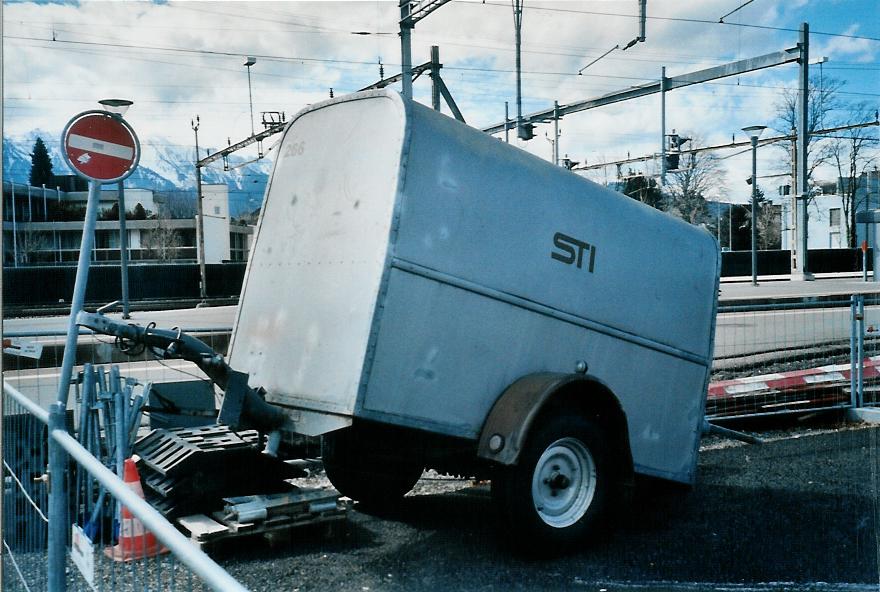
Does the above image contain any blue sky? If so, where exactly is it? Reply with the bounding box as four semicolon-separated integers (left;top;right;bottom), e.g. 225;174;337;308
2;0;878;202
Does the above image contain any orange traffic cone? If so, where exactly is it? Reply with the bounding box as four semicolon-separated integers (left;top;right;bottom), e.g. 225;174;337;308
105;457;166;562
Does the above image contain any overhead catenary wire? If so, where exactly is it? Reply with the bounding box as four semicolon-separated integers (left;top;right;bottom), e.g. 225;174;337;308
718;0;757;23
475;1;880;42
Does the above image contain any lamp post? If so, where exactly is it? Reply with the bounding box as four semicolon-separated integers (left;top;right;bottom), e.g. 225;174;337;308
99;98;134;318
244;57;256;137
743;124;767;286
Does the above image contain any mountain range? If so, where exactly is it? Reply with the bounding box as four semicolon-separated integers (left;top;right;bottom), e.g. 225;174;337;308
3;130;273;216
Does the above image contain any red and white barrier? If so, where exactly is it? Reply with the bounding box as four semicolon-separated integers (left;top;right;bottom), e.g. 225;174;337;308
708;356;880;400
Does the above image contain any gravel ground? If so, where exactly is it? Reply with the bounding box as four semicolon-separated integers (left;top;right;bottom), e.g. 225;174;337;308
208;418;880;592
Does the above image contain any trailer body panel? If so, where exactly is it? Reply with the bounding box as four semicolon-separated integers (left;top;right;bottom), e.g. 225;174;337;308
228;95;406;420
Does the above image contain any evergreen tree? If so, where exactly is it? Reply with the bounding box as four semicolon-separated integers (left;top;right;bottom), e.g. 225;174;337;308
622;173;664;210
29;137;54;187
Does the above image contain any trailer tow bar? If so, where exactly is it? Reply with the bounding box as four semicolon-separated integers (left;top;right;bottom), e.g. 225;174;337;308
702;419;764;445
75;310;286;444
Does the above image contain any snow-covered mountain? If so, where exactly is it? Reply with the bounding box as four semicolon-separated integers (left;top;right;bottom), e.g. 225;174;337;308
3;130;273;216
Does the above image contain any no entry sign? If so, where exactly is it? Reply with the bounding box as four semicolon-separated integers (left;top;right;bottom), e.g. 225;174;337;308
62;111;140;183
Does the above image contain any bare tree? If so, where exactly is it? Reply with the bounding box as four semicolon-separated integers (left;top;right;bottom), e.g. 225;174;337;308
773;76;843;186
15;229;51;265
829;103;880;247
664;135;727;226
141;217;182;260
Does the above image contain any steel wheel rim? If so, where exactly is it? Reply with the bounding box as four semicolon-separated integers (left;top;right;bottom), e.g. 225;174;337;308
531;437;596;528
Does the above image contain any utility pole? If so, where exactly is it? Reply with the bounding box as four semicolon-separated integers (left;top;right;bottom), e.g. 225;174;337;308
504;101;510;143
513;0;524;138
244;57;256;137
400;0;413;100
192;116;208;304
430;45;441;111
553;100;560;166
790;129;797;265
794;22;813;280
660;66;667;188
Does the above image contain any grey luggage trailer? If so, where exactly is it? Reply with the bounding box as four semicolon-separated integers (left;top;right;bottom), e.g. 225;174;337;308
228;89;720;551
80;89;717;553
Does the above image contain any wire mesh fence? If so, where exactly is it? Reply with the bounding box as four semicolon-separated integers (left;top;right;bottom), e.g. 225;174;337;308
2;372;248;592
709;298;856;419
854;294;880;408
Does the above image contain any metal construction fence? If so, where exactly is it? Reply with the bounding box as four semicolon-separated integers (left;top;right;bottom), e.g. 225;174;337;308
2;378;249;592
709;294;880;420
2;323;247;592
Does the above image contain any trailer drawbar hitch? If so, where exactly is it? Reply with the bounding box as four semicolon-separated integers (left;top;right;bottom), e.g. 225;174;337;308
76;311;285;436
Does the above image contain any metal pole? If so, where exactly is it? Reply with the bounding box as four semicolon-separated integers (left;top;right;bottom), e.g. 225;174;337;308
751;135;759;286
660;66;667;188
42;183;47;220
400;0;413;100
858;294;865;406
246;64;255;137
28;184;32;221
11;182;18;266
553;100;560;166
728;203;733;249
193;117;208;304
513;0;523;133
117;180;130;318
430;45;441;111
115;389;126;477
504;102;510;143
851;295;857;407
48;402;68;592
55;180;102;407
795;22;813;280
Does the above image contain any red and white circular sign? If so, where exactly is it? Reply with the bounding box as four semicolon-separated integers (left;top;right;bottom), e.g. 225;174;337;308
62;111;140;183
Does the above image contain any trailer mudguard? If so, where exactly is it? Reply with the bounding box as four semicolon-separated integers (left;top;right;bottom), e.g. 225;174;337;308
477;372;631;468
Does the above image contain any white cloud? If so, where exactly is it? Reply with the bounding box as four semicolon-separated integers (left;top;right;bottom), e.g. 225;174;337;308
2;0;876;203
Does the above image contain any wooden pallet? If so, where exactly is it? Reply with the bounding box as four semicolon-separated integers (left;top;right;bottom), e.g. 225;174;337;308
177;488;348;550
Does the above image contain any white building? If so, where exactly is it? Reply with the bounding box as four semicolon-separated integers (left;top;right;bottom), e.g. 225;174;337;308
780;170;880;250
3;181;255;266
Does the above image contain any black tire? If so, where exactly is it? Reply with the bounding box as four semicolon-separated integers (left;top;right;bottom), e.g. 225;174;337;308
322;427;423;509
492;414;614;555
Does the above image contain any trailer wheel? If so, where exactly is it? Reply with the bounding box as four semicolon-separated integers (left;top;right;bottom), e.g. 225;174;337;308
322;428;423;509
493;414;612;554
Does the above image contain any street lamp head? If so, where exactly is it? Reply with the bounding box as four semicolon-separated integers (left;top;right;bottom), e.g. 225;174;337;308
99;98;133;117
742;124;767;140
244;56;256;67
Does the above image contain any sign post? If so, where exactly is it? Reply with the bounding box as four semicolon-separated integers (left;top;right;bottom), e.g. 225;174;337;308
55;111;140;410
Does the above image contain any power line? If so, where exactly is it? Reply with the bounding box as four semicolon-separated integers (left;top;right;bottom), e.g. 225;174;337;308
476;1;880;42
2;35;381;67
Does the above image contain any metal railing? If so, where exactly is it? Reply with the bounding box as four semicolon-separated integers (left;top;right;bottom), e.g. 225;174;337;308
2;379;249;592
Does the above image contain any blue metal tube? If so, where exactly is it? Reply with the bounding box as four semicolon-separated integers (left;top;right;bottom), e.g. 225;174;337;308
47;403;68;592
49;428;251;592
115;390;127;477
79;364;94;446
54;180;102;408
